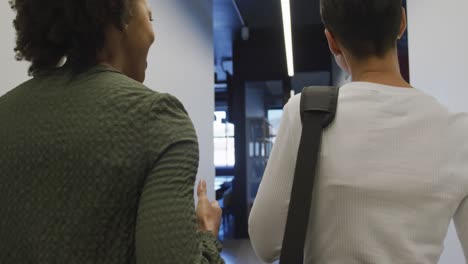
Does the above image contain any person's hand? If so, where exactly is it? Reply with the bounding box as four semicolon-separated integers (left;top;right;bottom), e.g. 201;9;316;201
196;179;222;238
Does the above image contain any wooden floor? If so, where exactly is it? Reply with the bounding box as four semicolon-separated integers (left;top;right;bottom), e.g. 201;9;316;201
221;240;279;264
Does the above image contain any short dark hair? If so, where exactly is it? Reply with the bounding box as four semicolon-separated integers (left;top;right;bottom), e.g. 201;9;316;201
9;0;133;75
320;0;403;59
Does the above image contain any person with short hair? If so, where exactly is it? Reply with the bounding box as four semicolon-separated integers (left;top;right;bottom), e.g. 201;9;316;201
249;1;468;263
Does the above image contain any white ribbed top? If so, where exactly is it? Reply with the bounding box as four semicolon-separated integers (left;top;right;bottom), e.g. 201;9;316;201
249;82;468;264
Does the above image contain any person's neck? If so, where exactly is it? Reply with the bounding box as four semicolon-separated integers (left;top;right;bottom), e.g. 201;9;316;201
97;59;125;74
96;45;127;75
349;51;412;88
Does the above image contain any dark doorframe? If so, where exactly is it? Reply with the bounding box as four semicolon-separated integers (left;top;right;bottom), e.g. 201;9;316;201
231;26;331;238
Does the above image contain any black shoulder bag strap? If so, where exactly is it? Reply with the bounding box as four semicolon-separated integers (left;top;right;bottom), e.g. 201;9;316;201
280;86;340;264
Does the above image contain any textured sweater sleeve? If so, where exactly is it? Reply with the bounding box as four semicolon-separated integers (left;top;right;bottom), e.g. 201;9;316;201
248;95;301;263
455;196;468;261
453;112;468;262
135;94;224;264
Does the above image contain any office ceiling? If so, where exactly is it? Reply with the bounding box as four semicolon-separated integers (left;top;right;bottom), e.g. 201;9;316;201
214;0;322;79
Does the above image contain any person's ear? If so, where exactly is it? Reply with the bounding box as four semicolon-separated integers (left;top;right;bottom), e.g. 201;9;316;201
324;29;343;56
325;29;351;74
398;7;407;40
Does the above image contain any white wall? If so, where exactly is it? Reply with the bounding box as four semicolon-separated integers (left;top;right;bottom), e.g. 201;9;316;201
407;0;468;112
147;0;215;199
1;1;215;199
407;0;468;262
0;1;30;96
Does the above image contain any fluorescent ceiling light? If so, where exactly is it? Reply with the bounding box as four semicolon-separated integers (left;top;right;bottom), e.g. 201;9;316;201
281;0;295;77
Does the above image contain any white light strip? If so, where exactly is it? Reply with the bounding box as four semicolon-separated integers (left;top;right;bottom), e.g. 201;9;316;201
281;0;295;77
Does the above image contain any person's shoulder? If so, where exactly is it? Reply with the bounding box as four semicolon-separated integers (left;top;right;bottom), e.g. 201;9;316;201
450;112;468;137
93;71;194;147
284;93;302;122
101;74;189;121
286;93;302;111
452;112;468;123
287;87;340;117
78;68;191;125
88;68;156;97
145;93;196;153
0;76;36;101
83;68;181;110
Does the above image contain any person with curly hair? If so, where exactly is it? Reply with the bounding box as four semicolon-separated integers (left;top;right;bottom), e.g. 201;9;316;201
0;0;224;263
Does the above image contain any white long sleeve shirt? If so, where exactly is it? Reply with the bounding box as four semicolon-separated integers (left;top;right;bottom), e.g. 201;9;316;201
249;82;468;264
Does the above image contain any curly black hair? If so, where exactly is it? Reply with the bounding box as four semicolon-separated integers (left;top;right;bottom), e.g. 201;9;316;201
9;0;133;75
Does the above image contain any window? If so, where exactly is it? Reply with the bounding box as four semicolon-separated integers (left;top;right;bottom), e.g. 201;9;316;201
214;111;235;167
267;109;283;144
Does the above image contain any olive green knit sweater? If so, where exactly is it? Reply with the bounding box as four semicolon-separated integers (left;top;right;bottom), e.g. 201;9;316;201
0;65;224;264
